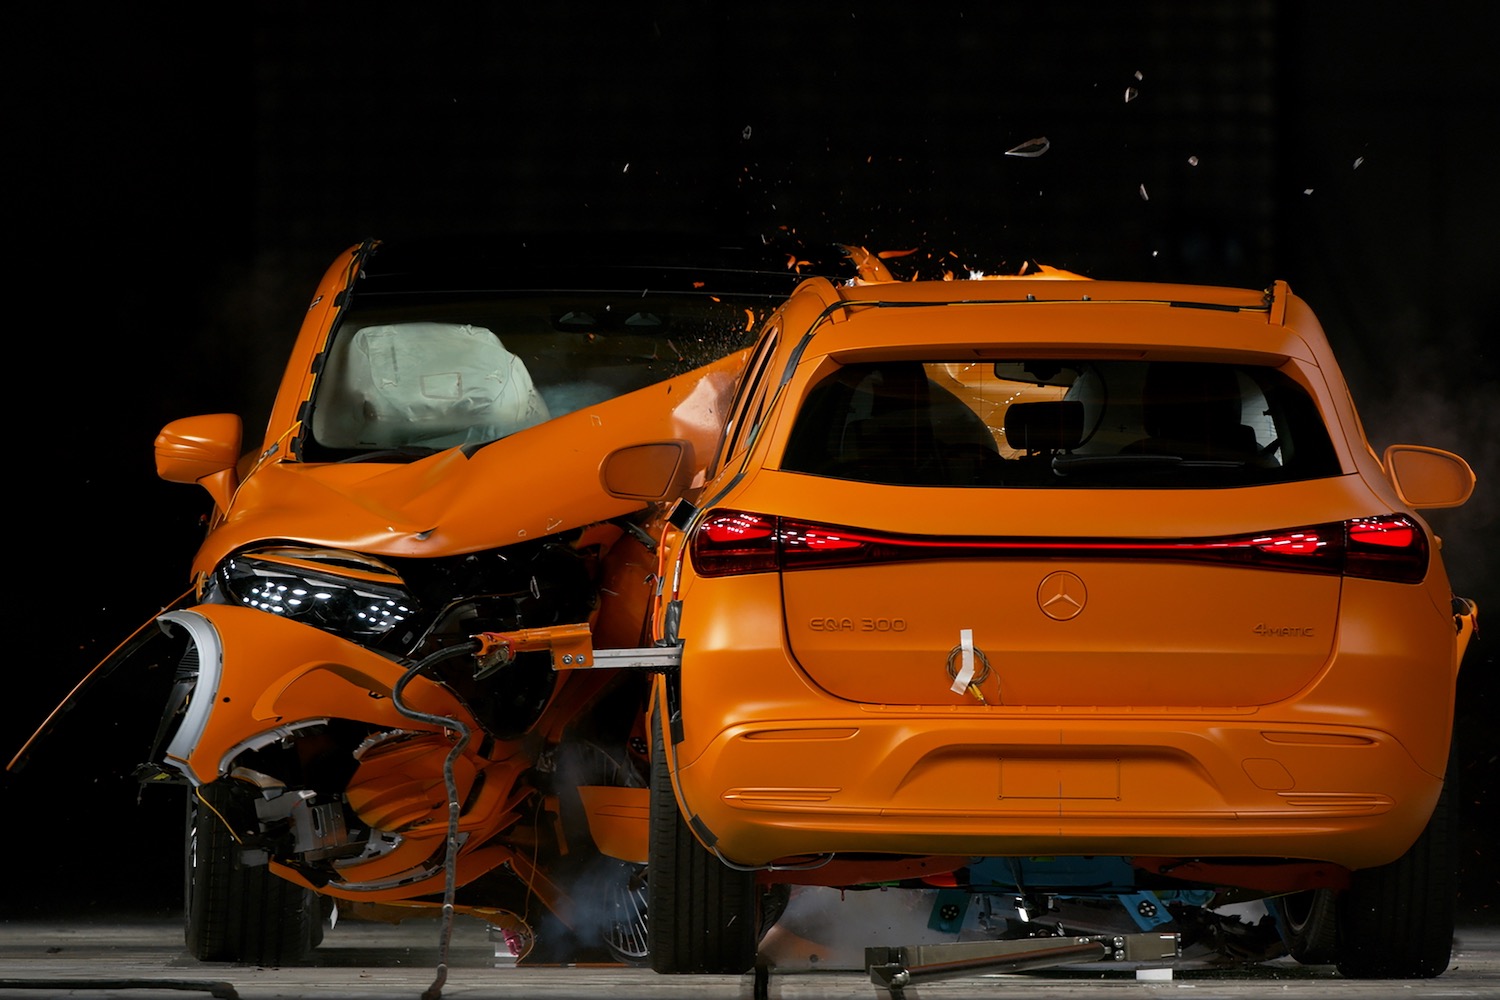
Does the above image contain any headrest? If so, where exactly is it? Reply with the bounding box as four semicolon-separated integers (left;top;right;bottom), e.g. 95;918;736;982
1141;363;1243;438
1004;400;1084;453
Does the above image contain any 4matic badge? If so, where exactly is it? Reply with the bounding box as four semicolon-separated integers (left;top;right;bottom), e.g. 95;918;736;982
1253;623;1316;637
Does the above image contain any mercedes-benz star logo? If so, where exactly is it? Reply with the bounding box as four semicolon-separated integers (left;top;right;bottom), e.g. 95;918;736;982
1037;571;1087;621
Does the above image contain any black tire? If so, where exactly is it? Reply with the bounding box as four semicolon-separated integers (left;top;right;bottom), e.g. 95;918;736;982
184;782;323;966
1270;888;1339;965
646;725;756;974
1334;752;1456;979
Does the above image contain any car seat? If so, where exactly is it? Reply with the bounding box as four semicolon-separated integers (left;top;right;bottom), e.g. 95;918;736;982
1002;400;1085;484
1123;362;1258;461
785;363;1002;486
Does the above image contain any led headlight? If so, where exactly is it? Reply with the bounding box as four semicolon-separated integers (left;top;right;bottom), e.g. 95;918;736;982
210;546;417;642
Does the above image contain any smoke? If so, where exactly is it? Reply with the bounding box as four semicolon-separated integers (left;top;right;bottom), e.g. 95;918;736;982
1354;324;1498;608
760;886;975;971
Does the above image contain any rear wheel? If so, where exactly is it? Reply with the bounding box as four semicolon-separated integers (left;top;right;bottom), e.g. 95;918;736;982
1334;752;1456;979
1270;888;1339;965
184;782;323;965
646;726;756;973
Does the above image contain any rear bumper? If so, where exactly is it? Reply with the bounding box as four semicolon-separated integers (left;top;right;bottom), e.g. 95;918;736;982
671;710;1442;874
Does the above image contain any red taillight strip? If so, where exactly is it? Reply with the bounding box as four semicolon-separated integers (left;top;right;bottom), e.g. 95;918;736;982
690;510;1428;582
691;511;782;576
1344;515;1428;583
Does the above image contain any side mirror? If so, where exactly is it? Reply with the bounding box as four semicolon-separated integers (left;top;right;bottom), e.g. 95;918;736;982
600;440;697;503
155;413;244;511
1384;444;1474;509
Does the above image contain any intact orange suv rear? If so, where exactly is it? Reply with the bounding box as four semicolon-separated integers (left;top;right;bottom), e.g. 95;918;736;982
645;273;1477;980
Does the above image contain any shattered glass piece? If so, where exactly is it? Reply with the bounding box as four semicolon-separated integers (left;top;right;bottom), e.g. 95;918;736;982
1125;87;1139;103
1188;155;1200;166
1004;137;1050;158
1134;69;1144;80
1353;156;1365;169
1139;183;1149;201
1304;188;1314;195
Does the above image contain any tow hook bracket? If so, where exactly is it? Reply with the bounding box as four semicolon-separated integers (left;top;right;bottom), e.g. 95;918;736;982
864;932;1180;996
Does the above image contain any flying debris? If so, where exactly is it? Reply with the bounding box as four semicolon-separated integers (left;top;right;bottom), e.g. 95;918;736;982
1004;137;1050;158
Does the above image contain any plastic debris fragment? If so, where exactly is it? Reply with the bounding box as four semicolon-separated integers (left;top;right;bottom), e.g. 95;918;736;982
1125;87;1139;102
1004;137;1050;158
1188;155;1199;166
1139;183;1149;201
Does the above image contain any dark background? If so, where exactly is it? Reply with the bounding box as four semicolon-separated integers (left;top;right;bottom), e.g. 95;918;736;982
6;3;1495;920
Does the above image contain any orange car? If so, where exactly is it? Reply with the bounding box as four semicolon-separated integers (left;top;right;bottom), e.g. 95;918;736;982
642;273;1477;978
9;235;891;966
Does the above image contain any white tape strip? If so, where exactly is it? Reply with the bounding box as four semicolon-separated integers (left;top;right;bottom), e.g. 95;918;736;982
950;628;975;694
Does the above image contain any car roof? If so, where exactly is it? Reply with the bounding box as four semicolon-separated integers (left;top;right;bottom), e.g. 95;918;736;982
823;276;1272;310
771;275;1307;367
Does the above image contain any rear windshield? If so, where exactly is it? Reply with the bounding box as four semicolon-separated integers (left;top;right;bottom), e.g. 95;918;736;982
780;359;1341;488
302;291;766;461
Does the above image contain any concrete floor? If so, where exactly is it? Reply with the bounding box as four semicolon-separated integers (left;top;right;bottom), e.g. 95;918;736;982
1;911;1497;1000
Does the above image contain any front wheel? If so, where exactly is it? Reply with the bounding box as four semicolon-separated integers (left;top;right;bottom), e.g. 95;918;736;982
602;861;650;966
184;781;323;966
1334;752;1456;979
646;726;757;974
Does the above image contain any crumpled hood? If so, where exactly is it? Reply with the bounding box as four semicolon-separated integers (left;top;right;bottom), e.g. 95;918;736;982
191;362;739;575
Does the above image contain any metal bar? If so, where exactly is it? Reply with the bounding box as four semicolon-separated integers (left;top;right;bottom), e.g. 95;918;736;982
567;646;682;671
866;932;1180;993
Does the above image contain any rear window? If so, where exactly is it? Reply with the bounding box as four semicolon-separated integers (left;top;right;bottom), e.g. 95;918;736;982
779;359;1341;488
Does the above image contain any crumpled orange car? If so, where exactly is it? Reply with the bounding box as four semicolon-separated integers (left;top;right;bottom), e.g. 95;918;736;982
640;271;1477;979
8;235;892;966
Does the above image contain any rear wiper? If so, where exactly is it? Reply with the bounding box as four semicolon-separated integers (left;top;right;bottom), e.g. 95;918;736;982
1052;454;1182;475
1051;453;1246;476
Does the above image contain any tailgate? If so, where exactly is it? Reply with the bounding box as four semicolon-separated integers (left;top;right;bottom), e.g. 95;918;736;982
781;559;1338;707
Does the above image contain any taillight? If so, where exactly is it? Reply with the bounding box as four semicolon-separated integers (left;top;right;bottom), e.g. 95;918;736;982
1344;514;1428;583
1227;525;1343;573
689;511;780;576
690;512;924;576
689;509;1428;582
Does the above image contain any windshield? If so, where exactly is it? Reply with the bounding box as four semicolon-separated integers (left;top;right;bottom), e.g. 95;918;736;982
302;290;768;461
